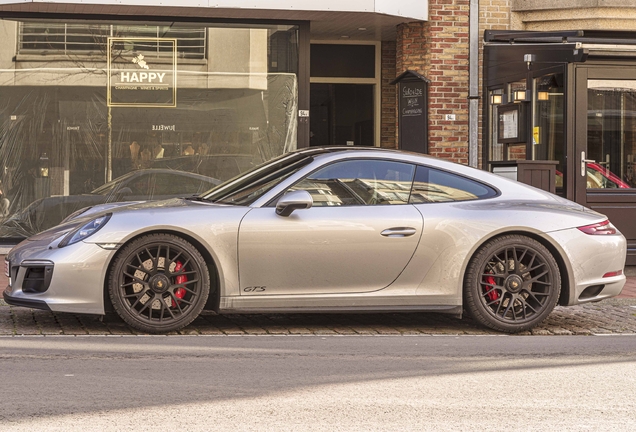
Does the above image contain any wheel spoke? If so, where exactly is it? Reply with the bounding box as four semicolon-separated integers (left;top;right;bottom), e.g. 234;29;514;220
527;270;549;284
485;295;502;307
482;271;506;279
167;251;183;271
501;296;514;319
521;295;540;314
145;247;157;271
123;271;147;285
171;270;198;278
175;297;194;306
126;262;146;274
175;279;200;288
123;291;146;299
168;292;184;314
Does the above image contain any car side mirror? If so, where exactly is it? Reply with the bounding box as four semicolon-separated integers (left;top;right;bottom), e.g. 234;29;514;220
276;190;313;217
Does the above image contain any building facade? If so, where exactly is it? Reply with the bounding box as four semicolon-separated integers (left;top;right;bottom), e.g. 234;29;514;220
3;0;636;266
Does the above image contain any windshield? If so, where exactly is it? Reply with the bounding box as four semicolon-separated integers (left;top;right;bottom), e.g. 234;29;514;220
201;152;315;205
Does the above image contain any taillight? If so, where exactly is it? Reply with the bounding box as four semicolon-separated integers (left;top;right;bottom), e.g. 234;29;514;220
603;270;623;278
577;220;617;235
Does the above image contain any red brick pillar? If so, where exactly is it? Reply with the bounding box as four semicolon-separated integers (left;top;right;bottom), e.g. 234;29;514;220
395;0;470;164
381;41;397;149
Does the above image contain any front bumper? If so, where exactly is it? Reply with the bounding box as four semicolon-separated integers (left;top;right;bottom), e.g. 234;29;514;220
547;227;627;305
4;238;115;315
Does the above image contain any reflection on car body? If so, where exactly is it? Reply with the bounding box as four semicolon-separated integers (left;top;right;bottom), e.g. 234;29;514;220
3;147;627;335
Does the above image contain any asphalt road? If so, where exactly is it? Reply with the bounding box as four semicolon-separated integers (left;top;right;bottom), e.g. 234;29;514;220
1;335;635;431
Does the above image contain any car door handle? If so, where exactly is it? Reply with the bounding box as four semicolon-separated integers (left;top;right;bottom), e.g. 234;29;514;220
381;227;417;237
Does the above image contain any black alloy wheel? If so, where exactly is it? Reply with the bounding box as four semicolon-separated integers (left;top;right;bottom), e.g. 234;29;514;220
463;235;561;333
108;233;210;333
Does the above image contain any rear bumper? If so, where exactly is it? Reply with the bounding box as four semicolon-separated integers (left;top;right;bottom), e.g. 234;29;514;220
547;228;627;305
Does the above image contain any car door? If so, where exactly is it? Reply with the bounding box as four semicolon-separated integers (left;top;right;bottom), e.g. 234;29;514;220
238;159;423;295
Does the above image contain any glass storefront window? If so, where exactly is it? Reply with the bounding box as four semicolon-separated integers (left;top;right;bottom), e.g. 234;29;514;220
533;73;565;192
587;80;636;189
488;88;505;162
508;80;527;161
0;19;300;237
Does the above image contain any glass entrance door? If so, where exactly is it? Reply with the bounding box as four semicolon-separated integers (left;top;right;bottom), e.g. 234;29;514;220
309;83;374;146
584;80;636;190
575;67;636;263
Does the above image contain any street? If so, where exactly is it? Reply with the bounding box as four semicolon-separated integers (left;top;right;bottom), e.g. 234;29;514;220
1;334;635;431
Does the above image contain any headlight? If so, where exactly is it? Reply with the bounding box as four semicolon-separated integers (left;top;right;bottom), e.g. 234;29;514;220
59;214;111;247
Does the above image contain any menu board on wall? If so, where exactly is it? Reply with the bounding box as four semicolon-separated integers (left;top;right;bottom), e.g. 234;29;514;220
497;103;526;144
398;80;428;153
107;37;177;108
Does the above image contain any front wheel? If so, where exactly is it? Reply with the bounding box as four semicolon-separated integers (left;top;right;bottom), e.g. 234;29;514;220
463;235;561;333
108;234;210;333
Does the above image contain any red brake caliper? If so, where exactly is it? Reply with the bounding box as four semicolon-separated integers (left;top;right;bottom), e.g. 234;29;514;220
483;274;499;302
172;261;187;308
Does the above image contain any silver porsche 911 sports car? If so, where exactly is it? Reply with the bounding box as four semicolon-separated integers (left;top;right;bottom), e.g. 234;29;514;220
3;147;627;333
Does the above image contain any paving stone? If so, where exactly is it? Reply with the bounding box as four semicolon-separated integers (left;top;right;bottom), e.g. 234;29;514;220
13;309;40;335
0;305;15;335
32;310;62;335
77;315;111;335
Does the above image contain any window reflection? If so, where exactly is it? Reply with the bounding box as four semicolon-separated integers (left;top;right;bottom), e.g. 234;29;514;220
290;160;415;206
587;80;636;189
409;166;497;203
534;73;565;192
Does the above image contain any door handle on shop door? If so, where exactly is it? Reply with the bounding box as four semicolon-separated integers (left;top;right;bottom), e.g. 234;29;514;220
581;151;595;177
381;228;417;237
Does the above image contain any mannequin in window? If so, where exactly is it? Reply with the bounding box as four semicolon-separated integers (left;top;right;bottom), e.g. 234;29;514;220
129;141;140;168
183;145;195;156
153;143;164;159
140;146;152;162
197;143;209;156
0;181;9;217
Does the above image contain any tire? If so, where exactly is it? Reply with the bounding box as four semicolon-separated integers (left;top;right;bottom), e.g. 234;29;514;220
108;233;210;333
463;235;561;333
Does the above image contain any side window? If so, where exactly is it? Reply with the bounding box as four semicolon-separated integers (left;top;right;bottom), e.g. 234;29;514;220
409;165;497;203
289;159;415;206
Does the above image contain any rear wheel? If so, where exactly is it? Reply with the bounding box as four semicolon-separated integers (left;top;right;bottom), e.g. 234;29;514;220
463;235;561;333
108;234;210;333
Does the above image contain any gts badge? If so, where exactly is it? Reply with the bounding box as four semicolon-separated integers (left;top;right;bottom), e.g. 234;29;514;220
244;286;266;293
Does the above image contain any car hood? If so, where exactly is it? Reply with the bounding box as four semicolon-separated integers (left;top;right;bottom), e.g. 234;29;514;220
23;198;222;243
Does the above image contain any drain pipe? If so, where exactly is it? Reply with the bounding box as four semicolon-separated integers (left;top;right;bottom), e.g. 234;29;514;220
468;0;479;168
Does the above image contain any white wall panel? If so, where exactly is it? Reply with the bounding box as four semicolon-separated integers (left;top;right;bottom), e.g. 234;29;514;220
0;0;428;20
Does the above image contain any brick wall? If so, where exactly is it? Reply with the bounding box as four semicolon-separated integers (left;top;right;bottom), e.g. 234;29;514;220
395;1;470;164
389;0;512;166
381;41;397;149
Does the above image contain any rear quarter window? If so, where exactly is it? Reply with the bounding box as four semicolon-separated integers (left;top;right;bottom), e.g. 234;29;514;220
409;165;497;203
